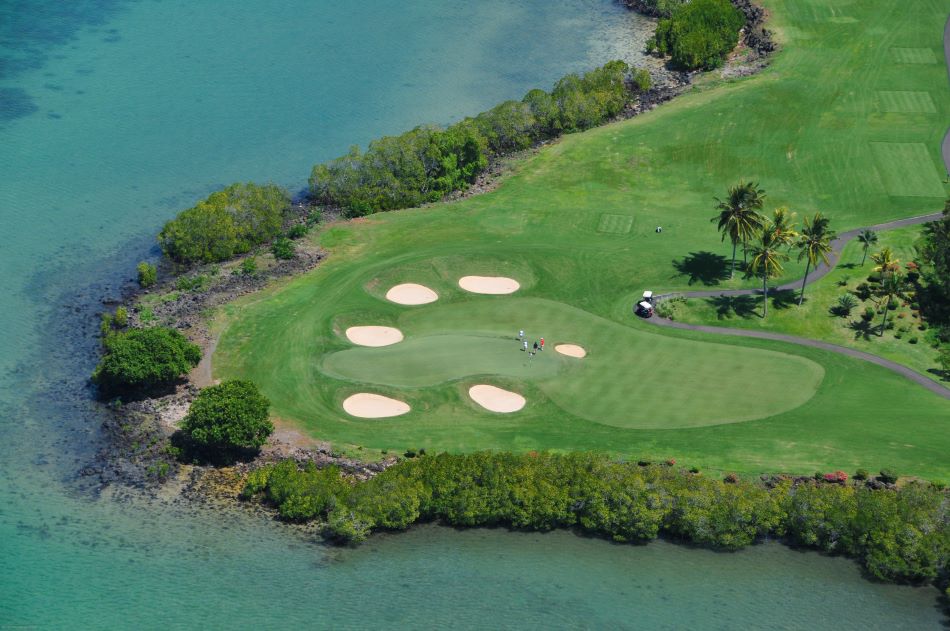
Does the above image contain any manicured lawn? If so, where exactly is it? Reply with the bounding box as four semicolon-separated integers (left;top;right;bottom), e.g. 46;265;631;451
667;225;948;382
214;0;950;478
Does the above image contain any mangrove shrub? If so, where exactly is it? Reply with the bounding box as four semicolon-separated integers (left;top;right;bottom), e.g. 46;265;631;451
181;380;273;452
158;182;290;264
650;0;745;70
241;452;950;585
92;327;201;395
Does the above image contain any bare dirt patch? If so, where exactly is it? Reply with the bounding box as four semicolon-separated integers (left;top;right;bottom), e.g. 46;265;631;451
468;384;526;413
458;276;520;295
342;393;411;418
554;343;587;358
385;283;438;305
345;325;404;347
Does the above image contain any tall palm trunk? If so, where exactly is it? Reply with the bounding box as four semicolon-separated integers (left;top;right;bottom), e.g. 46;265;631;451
861;247;868;266
879;297;891;335
730;241;737;279
762;274;769;318
798;258;811;306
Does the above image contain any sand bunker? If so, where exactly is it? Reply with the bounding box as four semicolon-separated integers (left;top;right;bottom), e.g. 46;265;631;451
345;325;404;347
342;393;410;419
468;385;526;413
554;344;587;358
458;276;520;295
385;283;438;305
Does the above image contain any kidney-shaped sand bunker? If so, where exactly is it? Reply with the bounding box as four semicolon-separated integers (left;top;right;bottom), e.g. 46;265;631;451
468;384;525;413
458;276;520;295
385;283;438;305
342;393;410;418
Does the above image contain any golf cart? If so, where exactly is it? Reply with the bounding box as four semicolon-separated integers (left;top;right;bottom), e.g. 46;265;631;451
636;290;655;318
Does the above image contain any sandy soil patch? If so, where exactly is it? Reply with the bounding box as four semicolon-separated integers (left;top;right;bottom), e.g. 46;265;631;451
468;384;526;413
385;283;438;305
458;276;520;295
342;393;411;418
345;325;404;347
554;344;587;358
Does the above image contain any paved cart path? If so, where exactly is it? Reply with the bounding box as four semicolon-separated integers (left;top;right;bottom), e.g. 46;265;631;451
645;209;948;398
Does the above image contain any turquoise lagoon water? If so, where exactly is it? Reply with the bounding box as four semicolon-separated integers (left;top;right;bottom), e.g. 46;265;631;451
0;1;944;628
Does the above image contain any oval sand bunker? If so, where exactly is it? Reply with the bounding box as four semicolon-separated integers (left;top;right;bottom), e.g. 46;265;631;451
385;283;438;305
342;393;410;419
468;384;526;413
345;326;404;347
554;344;587;358
458;276;520;295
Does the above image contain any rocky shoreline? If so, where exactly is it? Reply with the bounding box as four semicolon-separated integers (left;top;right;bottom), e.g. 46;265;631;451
88;0;779;506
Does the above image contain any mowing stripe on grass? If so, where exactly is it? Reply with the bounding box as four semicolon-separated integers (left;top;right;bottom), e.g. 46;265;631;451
876;91;936;113
597;213;635;235
869;142;946;197
891;47;937;64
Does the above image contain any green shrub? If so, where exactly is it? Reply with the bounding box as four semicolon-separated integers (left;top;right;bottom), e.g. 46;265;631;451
650;0;745;70
854;468;869;480
239;256;258;276
878;469;899;484
92;327;201;395
271;237;295;260
137;261;157;288
176;274;210;292
158;183;290;264
180;380;273;452
830;293;858;317
861;306;875;322
286;224;308;239
113;306;128;328
908;337;918;344
138;306;155;325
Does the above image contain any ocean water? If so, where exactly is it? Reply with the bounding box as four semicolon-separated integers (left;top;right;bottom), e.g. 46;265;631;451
0;1;944;628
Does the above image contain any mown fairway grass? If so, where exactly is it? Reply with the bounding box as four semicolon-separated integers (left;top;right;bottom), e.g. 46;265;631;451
214;0;950;478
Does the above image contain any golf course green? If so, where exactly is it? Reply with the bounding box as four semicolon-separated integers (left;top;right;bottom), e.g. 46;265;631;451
214;0;950;477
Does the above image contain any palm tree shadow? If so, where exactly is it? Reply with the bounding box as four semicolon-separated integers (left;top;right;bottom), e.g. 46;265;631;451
770;289;799;310
672;251;730;286
926;368;950;382
848;319;875;340
706;294;758;319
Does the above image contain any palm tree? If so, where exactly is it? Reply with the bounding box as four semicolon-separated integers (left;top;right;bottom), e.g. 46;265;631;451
875;270;908;335
796;212;835;306
870;246;900;274
747;224;789;318
856;229;878;266
711;182;767;278
770;206;798;247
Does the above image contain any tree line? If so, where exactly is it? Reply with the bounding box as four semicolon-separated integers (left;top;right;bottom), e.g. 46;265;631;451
241;451;950;591
309;61;651;215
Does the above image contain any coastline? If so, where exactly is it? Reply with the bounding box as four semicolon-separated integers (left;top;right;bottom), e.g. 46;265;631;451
92;1;779;493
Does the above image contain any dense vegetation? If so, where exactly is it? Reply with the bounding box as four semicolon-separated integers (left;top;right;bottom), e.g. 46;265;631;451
180;379;273;452
158;182;291;264
308;61;649;215
243;452;950;585
633;0;691;17
918;201;950;331
649;0;745;70
92;327;201;395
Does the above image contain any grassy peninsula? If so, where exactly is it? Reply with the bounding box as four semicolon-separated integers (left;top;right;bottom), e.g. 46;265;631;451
211;0;950;478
